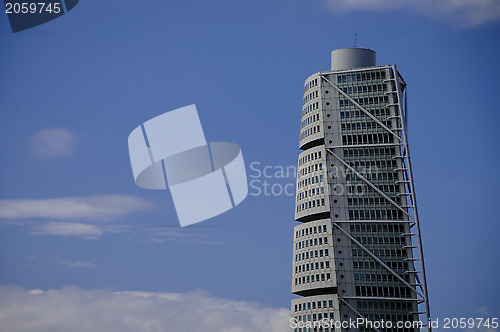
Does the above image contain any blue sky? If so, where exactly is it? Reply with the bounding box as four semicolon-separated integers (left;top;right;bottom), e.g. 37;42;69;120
0;0;499;331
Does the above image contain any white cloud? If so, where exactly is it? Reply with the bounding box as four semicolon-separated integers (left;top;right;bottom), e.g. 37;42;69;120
0;195;224;243
0;285;290;332
33;222;104;239
136;226;227;245
31;128;76;158
0;195;152;239
56;259;96;269
324;0;500;28
0;195;152;221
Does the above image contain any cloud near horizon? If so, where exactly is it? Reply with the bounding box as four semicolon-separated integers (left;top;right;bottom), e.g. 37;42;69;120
0;285;290;332
324;0;500;28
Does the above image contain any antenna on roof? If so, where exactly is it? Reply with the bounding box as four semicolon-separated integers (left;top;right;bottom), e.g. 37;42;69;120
354;33;358;48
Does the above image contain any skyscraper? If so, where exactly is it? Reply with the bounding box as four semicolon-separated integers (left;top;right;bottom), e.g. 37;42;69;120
291;48;430;332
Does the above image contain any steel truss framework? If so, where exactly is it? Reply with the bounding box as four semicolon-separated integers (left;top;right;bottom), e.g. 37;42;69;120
319;67;431;330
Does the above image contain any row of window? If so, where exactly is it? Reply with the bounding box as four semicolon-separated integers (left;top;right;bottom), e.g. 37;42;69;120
337;69;386;84
348;159;398;170
349;223;406;233
294;272;332;285
298;162;323;178
304;78;318;92
340;96;390;107
295;260;330;273
349;209;404;221
341;121;383;131
355;272;404;283
301;113;320;129
355;186;401;198
343;147;397;158
296;198;326;212
293;312;335;332
340;83;387;94
341;184;370;195
340;184;367;195
354;235;406;246
375;184;400;193
295;224;328;238
303;101;320;114
342;132;395;145
300;125;321;140
343;184;400;195
355;285;414;298
296;236;329;249
354;260;409;271
344;120;393;131
352;248;408;258
348;196;400;207
303;89;319;105
296;246;330;258
295;249;330;261
340;107;392;119
297;174;324;189
297;186;325;201
337;70;387;84
299;151;323;166
357;300;413;311
346;171;398;182
295;300;334;312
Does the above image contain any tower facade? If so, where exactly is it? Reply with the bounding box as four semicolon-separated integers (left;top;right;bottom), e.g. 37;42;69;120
291;48;430;331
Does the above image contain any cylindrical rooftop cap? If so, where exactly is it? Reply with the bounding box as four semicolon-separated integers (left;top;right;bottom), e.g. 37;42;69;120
331;48;376;71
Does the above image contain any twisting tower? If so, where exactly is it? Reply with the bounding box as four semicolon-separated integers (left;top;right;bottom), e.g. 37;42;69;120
291;48;430;332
